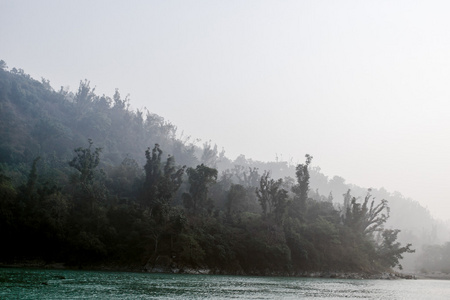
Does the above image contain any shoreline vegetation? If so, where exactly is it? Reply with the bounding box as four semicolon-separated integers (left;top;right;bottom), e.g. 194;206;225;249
0;62;416;278
0;261;419;280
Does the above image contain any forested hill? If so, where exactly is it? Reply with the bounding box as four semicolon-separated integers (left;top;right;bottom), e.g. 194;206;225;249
0;62;440;274
0;66;202;172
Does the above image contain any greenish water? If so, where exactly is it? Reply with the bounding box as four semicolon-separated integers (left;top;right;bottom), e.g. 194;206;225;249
1;268;449;299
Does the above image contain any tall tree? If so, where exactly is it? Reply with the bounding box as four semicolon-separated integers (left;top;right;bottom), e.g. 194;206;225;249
142;143;163;207
69;139;105;214
376;229;414;270
289;154;312;220
256;171;288;223
142;144;185;221
343;190;389;236
69;139;102;186
292;154;312;204
182;164;218;215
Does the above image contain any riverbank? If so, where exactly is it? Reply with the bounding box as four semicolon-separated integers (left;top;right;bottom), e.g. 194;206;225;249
0;260;418;280
414;272;450;280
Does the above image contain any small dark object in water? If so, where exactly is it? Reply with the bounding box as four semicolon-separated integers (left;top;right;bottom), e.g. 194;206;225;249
41;282;48;285
55;275;66;279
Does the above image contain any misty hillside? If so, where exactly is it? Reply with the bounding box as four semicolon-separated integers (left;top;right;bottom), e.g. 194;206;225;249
0;62;446;273
215;155;449;271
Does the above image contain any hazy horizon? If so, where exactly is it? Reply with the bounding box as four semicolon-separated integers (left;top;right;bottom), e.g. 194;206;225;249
2;1;450;221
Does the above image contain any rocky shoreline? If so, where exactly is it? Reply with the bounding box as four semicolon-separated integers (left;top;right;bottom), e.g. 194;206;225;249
153;268;415;280
0;260;418;280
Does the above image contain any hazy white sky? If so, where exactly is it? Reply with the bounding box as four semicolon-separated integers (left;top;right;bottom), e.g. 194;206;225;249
2;1;450;220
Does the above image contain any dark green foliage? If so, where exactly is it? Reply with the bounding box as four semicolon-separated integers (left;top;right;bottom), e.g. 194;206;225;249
142;144;185;221
69;139;101;184
226;184;247;217
0;171;18;258
256;171;288;223
105;157;142;201
68;139;106;217
292;154;312;205
25;157;40;200
289;154;313;220
343;190;389;236
376;229;414;270
183;164;218;215
0;62;414;274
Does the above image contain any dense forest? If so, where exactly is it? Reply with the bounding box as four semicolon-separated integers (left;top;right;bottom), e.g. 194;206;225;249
0;60;433;275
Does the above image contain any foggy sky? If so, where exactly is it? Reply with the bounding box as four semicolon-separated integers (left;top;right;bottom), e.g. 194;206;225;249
2;1;450;220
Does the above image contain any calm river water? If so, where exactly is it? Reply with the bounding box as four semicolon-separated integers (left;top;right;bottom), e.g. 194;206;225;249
1;268;449;299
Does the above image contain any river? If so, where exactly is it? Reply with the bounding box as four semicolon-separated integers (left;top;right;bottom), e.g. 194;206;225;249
1;268;449;299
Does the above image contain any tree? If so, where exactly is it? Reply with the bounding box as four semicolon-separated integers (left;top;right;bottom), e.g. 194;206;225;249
341;189;414;271
376;229;414;270
342;189;352;217
0;60;7;70
256;171;288;223
69;139;102;185
106;156;142;200
142;144;163;206
289;154;312;220
142;144;185;221
68;139;105;214
292;154;312;204
200;141;218;168
234;166;260;187
75;80;96;108
0;171;18;258
226;184;247;217
24;157;40;202
343;190;389;236
183;164;218;215
112;89;129;110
